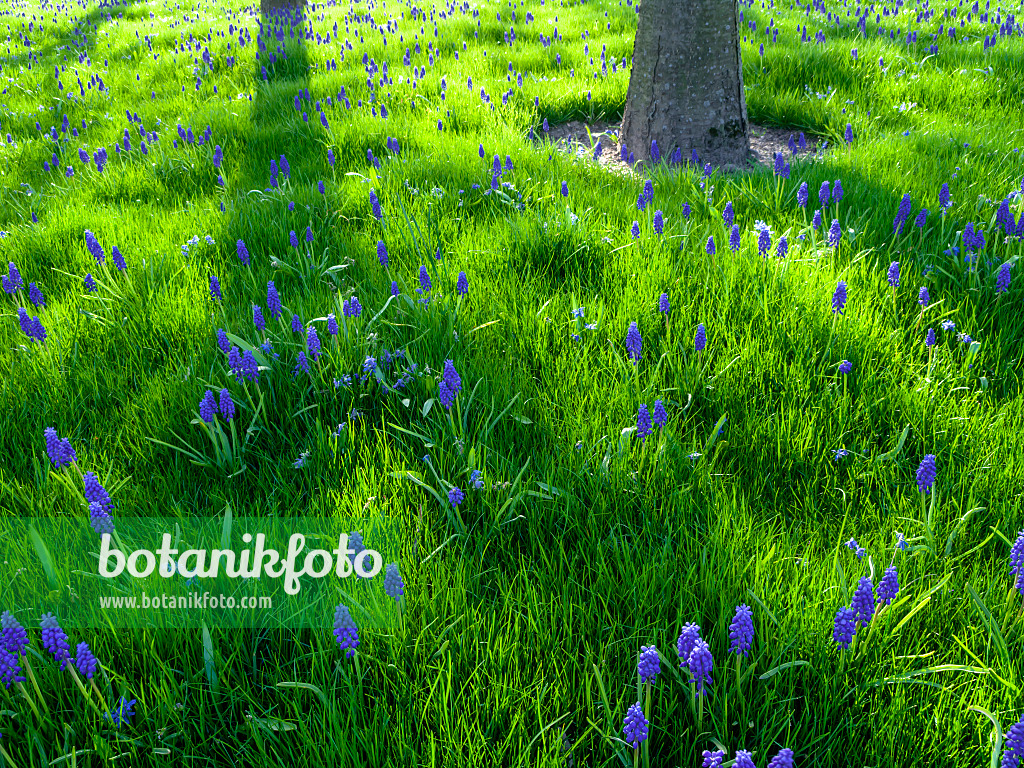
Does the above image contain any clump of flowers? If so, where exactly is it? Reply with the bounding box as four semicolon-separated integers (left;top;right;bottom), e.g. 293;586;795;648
333;604;360;657
622;702;649;749
728;604;754;657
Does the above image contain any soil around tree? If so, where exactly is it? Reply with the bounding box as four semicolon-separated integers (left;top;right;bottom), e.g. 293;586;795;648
541;120;825;176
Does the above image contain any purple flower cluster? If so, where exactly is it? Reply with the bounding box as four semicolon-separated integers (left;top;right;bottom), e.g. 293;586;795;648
625;322;642;362
438;359;462;409
728;604;754;657
41;613;72;670
333;604;360;657
44;428;77;468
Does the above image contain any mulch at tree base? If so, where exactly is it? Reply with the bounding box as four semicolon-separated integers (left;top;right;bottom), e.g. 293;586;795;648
541;119;827;176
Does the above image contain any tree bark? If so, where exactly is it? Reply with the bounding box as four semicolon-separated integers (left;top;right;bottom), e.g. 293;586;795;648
260;0;306;15
620;0;750;170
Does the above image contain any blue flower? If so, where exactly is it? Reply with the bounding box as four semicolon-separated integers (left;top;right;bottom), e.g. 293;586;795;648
199;390;217;423
333;604;360;658
448;486;465;507
876;566;900;605
832;281;847;314
652;399;668;428
40;613;72;670
636;404;653;443
383;563;405;601
456;271;469;296
638;645;660;683
729;604;754;657
916;454;937;493
851;576;875;626
687;639;714;694
622;702;649;749
439;360;462;409
625;322;643;363
676;623;701;665
106;696;136;727
695;323;706;353
832;606;856;649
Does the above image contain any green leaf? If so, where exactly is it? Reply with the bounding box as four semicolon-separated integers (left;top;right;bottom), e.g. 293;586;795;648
276;681;328;707
28;524;59;591
968;705;1004;768
202;622;219;694
760;660;812;680
966;583;1012;672
875;423;910;463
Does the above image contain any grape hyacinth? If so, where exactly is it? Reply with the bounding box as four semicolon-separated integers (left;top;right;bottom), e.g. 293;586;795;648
622;702;649;749
267;282;282;320
209;275;222;301
1002;712;1024;768
377;240;388;266
916;454;937;494
695;323;706;353
636;404;653;443
887;261;900;288
658;293;670;314
827;219;842;248
767;748;795;768
0;650;25;689
687;639;714;694
219;389;235;420
383;563;405;602
702;750;726;768
625;322;643;363
41;613;72;669
638;644;660;683
448;486;465;507
419;265;431;293
996;262;1012;294
44;427;77;468
735;751;757;768
199;390;217;423
236;239;250;266
797;182;809;208
1010;529;1024;595
876;566;900;605
74;642;99;679
677;622;701;666
83;472;113;516
1;612;28;658
730;224;741;252
652;399;668;428
84;230;105;265
439;359;462;410
832;606;856;649
333;604;360;658
851;576;875;626
832;281;847;314
918;286;930;306
456;271;469;296
729;603;754;657
838;359;853;374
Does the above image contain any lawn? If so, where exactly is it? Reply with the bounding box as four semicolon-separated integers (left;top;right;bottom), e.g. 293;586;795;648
1;0;1023;764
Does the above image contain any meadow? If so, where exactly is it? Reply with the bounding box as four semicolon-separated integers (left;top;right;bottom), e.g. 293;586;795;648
1;0;1024;763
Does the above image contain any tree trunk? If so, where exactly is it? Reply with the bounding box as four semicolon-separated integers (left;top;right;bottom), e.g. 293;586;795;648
620;0;750;170
260;0;306;15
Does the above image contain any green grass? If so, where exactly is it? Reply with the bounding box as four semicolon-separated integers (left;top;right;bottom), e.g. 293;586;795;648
1;0;1023;764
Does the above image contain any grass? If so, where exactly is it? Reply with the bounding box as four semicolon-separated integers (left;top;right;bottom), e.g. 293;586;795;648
0;0;1023;763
